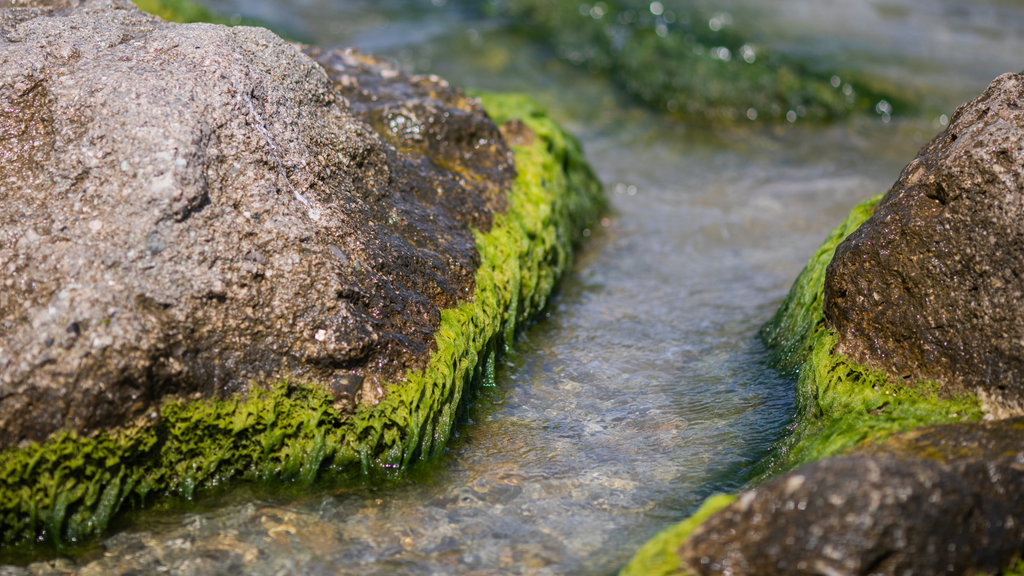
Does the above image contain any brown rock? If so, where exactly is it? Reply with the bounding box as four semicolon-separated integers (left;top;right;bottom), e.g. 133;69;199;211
0;0;513;448
678;419;1024;575
824;72;1024;417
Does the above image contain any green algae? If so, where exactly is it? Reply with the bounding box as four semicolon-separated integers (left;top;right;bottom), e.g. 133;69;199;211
619;494;736;576
491;0;916;123
0;93;603;548
751;331;983;480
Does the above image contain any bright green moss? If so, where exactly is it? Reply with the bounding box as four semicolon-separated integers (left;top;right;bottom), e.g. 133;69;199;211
493;0;916;122
0;93;603;548
752;331;984;479
619;494;736;576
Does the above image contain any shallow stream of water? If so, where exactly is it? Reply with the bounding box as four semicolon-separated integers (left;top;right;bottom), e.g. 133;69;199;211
29;1;1024;574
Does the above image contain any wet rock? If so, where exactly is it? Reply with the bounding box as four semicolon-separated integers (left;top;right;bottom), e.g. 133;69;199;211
0;0;514;448
824;72;1024;417
676;419;1024;575
308;45;512;210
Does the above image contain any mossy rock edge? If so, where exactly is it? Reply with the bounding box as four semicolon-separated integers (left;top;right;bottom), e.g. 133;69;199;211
620;195;989;575
0;93;604;548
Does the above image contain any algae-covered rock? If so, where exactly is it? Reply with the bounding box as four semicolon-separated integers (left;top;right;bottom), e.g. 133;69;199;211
0;0;603;546
848;415;1024;461
129;0;220;24
493;0;910;122
825;72;1024;419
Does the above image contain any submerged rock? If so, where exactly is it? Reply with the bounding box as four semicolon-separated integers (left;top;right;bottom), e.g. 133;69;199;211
0;0;602;545
825;72;1024;418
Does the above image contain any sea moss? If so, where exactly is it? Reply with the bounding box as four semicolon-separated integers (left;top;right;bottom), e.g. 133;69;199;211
0;93;604;548
492;0;915;122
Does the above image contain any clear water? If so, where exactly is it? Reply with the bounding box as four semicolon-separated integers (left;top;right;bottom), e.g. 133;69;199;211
36;1;1024;574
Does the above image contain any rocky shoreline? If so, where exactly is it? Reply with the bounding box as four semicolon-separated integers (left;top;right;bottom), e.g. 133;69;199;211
623;73;1024;576
0;0;602;547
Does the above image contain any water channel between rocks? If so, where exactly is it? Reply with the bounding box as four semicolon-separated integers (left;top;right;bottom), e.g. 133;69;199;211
19;0;1024;574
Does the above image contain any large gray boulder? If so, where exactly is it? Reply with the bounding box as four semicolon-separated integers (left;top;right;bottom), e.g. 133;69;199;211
0;0;513;448
824;72;1024;417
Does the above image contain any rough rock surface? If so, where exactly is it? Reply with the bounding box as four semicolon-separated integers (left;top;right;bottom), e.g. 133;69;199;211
824;72;1024;417
0;0;514;448
676;419;1024;576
